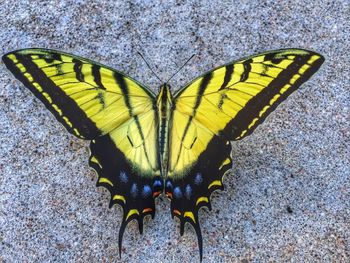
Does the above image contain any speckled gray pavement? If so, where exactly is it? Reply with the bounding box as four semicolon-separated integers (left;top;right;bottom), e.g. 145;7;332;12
0;1;349;262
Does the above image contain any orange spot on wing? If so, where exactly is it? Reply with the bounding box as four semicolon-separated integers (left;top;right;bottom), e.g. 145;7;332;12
166;192;173;199
173;209;181;216
142;208;153;213
153;191;161;197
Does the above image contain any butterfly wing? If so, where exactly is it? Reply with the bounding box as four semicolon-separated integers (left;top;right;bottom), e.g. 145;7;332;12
2;48;163;253
167;49;324;259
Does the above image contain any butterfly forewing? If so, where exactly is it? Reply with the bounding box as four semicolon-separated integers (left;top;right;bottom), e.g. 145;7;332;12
2;48;162;253
2;49;155;139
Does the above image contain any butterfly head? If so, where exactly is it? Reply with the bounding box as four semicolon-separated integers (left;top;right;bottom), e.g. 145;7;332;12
157;83;173;106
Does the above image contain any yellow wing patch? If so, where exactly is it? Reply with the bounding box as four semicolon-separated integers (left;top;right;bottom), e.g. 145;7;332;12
108;108;160;175
113;195;126;204
98;177;114;186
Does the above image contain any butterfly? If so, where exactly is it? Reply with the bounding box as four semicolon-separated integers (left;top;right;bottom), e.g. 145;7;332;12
2;48;324;261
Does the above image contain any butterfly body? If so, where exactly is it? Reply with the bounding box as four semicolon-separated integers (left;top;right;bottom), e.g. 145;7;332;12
156;84;173;177
2;48;324;261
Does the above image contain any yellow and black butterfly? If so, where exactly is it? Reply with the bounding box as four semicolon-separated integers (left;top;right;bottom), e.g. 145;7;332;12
2;48;324;261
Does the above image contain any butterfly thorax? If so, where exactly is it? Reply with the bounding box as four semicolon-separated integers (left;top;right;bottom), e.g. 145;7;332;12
156;84;173;177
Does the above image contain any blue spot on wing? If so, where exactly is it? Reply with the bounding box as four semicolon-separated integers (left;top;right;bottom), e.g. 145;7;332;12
119;171;128;183
153;180;162;187
194;173;203;185
185;185;192;200
142;185;152;198
130;183;138;198
166;180;172;189
173;187;182;199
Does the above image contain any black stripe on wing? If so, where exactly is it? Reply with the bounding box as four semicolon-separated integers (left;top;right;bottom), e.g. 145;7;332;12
2;53;101;139
219;64;234;90
172;73;213;169
225;52;325;140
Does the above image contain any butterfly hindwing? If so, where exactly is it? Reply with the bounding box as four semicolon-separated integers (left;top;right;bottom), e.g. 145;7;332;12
168;49;324;257
89;134;163;254
165;136;232;261
2;48;162;253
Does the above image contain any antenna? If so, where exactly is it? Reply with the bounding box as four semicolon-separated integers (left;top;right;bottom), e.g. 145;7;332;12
166;54;195;83
137;52;163;83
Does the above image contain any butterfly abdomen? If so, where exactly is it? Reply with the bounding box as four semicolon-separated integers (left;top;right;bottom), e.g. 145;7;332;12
156;84;173;176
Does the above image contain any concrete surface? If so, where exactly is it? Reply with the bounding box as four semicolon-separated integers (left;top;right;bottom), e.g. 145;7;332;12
0;0;349;262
